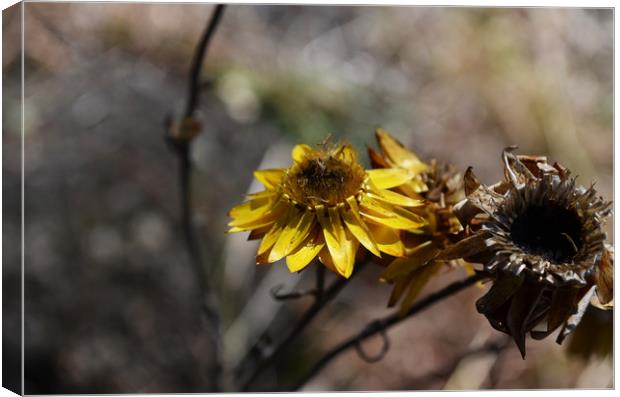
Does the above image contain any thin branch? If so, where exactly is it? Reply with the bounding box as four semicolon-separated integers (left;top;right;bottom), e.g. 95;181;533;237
239;262;367;391
291;272;486;391
167;4;226;392
270;284;317;301
270;265;327;301
315;265;325;302
184;4;226;119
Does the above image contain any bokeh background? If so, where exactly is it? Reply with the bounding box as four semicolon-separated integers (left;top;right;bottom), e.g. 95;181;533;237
2;3;613;393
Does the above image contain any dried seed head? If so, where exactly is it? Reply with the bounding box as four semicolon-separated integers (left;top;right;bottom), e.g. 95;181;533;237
442;148;613;357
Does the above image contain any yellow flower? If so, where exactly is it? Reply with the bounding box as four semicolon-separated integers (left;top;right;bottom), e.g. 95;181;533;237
368;129;465;314
228;140;429;278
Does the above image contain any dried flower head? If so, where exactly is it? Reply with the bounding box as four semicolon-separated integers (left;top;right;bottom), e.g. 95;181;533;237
441;148;613;356
368;129;466;313
228;140;431;278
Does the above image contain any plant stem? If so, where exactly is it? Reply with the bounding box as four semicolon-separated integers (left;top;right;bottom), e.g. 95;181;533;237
184;4;226;119
240;263;366;391
291;272;486;391
172;4;226;391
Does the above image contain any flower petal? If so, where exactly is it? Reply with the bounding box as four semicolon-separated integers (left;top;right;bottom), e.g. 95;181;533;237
342;206;381;257
557;285;597;345
228;192;276;220
463;167;507;220
317;206;356;277
380;241;438;282
475;273;524;315
368;189;426;207
317;245;338;274
375;128;428;171
502;147;537;188
366;168;413;189
257;207;295;258
387;274;414;307
228;197;288;231
269;210;316;262
437;233;491;260
286;231;324;272
594;245;613;307
399;261;443;316
254;169;286;190
367;223;405;257
506;279;545;358
360;196;427;230
292;144;313;163
334;143;358;164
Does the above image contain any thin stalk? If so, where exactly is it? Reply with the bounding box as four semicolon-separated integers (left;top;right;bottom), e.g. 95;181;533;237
240;263;366;391
172;4;226;391
184;4;226;119
291;273;486;391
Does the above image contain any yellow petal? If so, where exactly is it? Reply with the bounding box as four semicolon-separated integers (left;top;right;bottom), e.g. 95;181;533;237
248;225;272;240
368;189;426;207
376;128;428;172
257;207;294;257
388;272;415;307
318;245;338;274
245;190;278;200
269;210;316;262
342;198;380;257
286;232;324;272
399;180;429;196
228;198;288;230
399;262;442;316
367;223;405;257
228;192;275;219
380;241;439;282
316;206;355;278
292;144;313;163
334;143;358;164
366;168;413;189
360;197;427;230
254;169;286;190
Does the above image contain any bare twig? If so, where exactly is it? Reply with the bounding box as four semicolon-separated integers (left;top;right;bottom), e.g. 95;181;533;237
270;265;328;301
291;272;487;391
239;262;367;391
184;4;226;119
166;4;226;392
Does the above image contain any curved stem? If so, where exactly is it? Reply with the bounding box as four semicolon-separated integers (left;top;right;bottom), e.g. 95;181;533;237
291;272;486;391
184;4;226;119
240;262;366;391
171;4;226;391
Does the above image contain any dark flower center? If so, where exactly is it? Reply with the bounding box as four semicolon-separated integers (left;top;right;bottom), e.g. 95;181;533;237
510;204;583;262
285;156;364;207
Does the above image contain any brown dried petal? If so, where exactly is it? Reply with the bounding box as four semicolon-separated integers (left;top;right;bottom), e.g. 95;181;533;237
502;147;536;188
437;233;490;261
516;154;550;178
594;245;614;307
463;167;481;196
476;273;524;315
367;146;392;169
557;284;597;344
530;287;579;340
466;183;506;222
506;279;546;358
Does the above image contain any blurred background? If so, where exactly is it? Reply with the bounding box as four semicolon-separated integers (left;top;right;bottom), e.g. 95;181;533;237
2;3;613;393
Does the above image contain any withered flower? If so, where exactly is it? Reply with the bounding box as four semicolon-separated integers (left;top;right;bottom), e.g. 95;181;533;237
441;148;613;357
368;129;467;314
